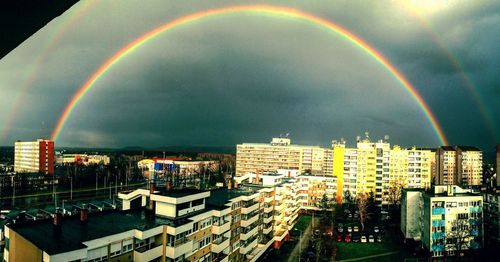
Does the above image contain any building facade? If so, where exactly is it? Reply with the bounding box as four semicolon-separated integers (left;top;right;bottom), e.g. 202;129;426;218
14;139;54;175
401;185;483;258
4;174;304;262
436;146;483;186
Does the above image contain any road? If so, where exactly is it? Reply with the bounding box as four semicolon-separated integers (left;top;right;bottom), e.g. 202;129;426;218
0;182;146;209
288;218;314;262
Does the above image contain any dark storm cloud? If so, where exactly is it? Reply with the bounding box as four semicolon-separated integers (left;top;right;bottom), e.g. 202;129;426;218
1;0;498;149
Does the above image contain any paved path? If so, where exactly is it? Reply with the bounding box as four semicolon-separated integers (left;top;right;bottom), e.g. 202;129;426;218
336;250;400;262
287;219;314;262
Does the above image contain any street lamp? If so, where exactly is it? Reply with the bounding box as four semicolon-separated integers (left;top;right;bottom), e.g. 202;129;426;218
294;228;304;262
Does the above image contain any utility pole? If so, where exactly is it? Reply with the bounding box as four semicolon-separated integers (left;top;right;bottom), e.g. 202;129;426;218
70;176;73;200
95;172;98;196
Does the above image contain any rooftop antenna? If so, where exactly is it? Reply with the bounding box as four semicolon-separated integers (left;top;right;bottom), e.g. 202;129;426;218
384;135;389;142
285;133;290;138
365;131;370;139
356;136;361;142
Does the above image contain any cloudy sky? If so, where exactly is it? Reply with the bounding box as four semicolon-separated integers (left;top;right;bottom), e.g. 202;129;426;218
0;0;498;149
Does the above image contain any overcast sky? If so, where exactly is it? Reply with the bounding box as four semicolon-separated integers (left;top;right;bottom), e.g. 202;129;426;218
0;0;498;149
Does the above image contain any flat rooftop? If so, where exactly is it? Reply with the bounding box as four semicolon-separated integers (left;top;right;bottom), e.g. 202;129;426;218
206;188;258;209
156;188;207;198
9;209;176;255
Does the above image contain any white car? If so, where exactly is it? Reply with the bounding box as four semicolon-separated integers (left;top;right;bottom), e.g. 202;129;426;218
347;227;352;233
361;236;367;243
368;235;375;243
374;226;379;233
353;226;359;232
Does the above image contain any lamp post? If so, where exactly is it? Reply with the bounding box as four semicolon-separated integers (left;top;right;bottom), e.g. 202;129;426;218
294;228;303;262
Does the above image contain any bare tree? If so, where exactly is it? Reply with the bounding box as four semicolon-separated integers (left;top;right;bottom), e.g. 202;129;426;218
356;192;370;231
446;217;473;257
387;179;405;207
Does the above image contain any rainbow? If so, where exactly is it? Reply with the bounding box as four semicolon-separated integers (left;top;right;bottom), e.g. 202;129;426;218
398;3;497;141
0;0;96;143
50;5;448;145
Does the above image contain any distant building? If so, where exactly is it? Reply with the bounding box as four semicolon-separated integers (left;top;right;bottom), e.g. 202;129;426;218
56;153;110;166
236;137;325;177
401;185;483;257
237;135;435;206
14;139;54;175
436;146;483;186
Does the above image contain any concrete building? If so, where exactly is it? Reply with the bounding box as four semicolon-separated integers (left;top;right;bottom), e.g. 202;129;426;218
482;190;500;248
3;173;305;262
56;153;110;166
14;139;54;175
236;137;324;177
401;185;483;258
436;146;483;186
237;136;436;206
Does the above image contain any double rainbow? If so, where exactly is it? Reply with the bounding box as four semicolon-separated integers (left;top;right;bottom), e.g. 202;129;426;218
50;5;448;145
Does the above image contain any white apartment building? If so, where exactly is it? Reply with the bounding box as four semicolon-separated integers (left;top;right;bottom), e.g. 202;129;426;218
236;137;324;177
14;139;54;175
401;185;483;258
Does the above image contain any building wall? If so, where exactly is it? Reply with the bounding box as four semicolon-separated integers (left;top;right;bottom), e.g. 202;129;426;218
14;139;54;175
5;228;43;262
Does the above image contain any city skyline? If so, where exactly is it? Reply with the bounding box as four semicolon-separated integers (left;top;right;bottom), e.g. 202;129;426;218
1;0;498;149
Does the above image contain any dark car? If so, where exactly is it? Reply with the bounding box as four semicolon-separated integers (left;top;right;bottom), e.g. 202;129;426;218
376;235;382;242
352;233;361;242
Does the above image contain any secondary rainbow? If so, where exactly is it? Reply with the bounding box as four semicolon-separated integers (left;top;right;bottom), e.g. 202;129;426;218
50;4;448;145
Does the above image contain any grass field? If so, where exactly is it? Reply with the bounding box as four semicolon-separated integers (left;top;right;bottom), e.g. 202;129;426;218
335;242;402;260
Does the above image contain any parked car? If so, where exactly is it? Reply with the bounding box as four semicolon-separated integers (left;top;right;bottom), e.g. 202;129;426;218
361;236;367;243
347;226;352;233
348;213;353;219
353;213;359;219
376;235;383;242
314;229;321;236
336;234;343;242
352;233;360;242
344;234;351;243
368;235;375;243
353;226;359;232
374;226;380;233
338;226;344;233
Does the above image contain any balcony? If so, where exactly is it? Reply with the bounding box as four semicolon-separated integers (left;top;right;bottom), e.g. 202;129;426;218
263;226;272;234
239;238;258;254
166;240;192;258
241;214;259;227
263;216;273;224
264;196;274;203
212;237;230;253
241;202;259;214
212;221;231;234
134;245;162;262
240;227;258;241
264;206;273;213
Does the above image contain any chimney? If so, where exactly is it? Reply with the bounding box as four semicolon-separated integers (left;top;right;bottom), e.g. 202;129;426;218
80;206;88;225
255;171;260;184
234;180;238;189
227;180;232;190
166;180;172;191
53;211;62;234
149;180;155;209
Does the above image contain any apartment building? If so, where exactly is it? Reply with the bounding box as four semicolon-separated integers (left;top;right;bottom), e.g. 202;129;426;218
401;185;483;258
236;137;324;177
436;146;483;186
482;190;500;248
4;174;303;262
14;139;54;175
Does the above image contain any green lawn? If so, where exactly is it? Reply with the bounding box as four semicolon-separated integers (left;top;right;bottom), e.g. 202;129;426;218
335;242;401;260
293;215;312;231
